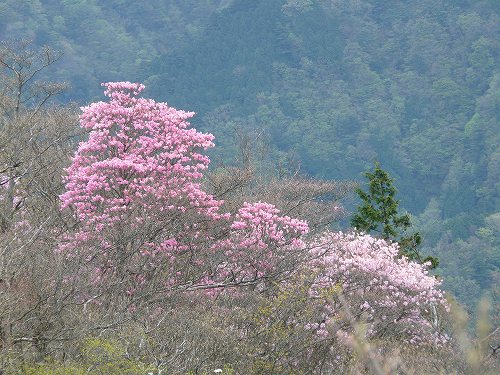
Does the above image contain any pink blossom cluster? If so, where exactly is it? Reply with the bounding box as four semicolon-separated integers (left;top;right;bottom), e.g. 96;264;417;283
230;202;309;248
58;83;450;349
60;81;222;227
59;83;309;290
306;231;449;346
59;82;232;290
209;202;309;283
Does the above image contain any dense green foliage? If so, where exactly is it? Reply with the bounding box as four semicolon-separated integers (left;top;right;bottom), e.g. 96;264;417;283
1;0;498;312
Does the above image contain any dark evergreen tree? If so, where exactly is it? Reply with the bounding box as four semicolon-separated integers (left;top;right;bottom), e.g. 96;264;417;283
351;163;438;268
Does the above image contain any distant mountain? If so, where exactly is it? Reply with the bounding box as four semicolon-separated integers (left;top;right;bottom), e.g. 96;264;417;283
0;0;228;100
2;0;498;312
148;0;343;115
149;0;499;311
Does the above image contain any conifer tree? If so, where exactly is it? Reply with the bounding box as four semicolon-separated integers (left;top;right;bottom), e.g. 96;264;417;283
351;162;438;267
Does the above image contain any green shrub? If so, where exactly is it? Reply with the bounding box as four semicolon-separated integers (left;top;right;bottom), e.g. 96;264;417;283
19;338;154;375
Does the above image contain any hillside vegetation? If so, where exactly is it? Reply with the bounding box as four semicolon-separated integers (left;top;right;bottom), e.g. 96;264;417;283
149;0;499;312
0;0;498;364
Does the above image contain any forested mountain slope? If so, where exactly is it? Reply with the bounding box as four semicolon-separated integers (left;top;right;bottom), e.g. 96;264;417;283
0;0;229;100
148;0;499;311
1;0;498;312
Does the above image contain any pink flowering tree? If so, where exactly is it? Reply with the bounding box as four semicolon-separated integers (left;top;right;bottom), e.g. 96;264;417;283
58;82;452;372
246;232;450;372
306;231;449;347
206;201;309;291
59;82;307;299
